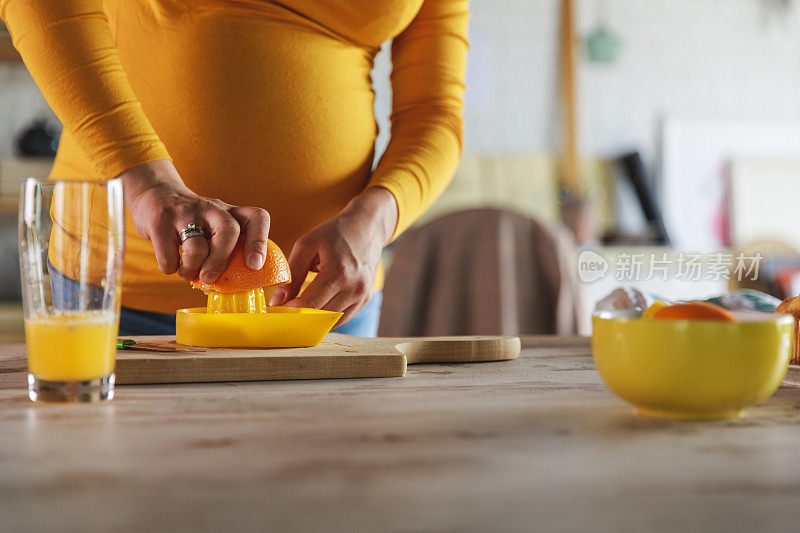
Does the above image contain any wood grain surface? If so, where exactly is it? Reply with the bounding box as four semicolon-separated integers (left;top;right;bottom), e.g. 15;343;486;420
3;335;800;532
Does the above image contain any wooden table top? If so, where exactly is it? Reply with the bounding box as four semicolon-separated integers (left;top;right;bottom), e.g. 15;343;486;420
2;335;800;532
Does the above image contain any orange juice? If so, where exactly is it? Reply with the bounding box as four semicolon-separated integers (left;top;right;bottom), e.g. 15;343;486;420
24;312;118;381
206;287;279;313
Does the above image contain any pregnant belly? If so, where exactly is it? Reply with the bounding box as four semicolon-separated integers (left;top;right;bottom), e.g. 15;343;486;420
115;6;379;250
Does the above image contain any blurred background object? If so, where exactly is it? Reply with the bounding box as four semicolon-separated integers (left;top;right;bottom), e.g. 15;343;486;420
584;0;622;65
762;0;796;25
379;208;588;337
728;240;800;300
15;118;59;157
605;151;670;246
0;21;19;61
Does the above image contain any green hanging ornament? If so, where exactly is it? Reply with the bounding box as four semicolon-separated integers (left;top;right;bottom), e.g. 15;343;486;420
584;0;621;65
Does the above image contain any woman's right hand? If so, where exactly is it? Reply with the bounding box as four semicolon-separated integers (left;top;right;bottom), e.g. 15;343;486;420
117;159;271;284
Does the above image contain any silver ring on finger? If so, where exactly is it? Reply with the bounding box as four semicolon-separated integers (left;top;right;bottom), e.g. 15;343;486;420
179;223;206;243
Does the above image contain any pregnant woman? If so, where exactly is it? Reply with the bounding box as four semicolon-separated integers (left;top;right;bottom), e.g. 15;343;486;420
0;0;468;336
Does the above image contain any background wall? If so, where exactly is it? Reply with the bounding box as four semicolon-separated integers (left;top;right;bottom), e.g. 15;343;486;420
373;0;800;171
3;0;800;173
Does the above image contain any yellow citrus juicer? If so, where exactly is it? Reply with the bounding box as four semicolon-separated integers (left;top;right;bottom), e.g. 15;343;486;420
176;289;342;348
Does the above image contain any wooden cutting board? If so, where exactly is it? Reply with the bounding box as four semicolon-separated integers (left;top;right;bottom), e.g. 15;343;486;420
114;334;521;385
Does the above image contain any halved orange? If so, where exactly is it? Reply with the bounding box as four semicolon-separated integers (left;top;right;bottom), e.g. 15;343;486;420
650;301;738;322
190;238;291;294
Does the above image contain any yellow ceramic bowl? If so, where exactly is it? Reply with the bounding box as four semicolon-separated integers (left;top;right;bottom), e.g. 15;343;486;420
176;307;342;348
592;310;793;419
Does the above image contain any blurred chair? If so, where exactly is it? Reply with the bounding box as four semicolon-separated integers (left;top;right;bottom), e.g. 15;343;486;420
378;208;587;337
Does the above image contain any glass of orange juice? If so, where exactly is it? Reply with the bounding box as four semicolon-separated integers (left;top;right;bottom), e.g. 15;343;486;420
19;177;124;402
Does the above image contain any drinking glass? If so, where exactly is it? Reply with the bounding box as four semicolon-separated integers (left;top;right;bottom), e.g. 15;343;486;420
19;178;124;402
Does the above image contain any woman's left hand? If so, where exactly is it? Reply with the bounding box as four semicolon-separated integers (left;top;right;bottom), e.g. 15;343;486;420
269;187;398;326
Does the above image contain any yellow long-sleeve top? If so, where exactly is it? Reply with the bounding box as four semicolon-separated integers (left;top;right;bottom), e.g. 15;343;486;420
1;0;468;313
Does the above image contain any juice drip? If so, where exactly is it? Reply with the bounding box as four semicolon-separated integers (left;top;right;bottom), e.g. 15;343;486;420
206;287;268;314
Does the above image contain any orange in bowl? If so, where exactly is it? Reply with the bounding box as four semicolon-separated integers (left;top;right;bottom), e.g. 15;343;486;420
649;301;738;322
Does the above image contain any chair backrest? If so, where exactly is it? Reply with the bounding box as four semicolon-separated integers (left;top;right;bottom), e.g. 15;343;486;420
379;208;584;337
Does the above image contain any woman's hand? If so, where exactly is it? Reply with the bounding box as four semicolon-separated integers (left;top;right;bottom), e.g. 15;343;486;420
270;187;398;326
118;159;271;283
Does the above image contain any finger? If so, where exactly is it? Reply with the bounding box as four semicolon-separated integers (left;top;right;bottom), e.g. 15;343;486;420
328;286;370;324
278;239;319;304
150;226;180;275
178;233;210;281
284;270;340;310
229;206;270;270
199;209;240;284
324;286;367;314
335;302;363;329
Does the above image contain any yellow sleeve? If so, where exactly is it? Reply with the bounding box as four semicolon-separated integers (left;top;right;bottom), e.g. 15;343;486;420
367;0;469;240
0;0;169;179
